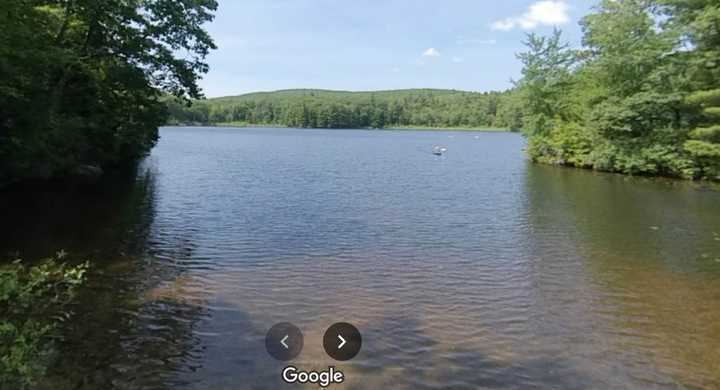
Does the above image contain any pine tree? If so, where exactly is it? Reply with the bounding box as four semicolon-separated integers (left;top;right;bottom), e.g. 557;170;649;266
685;89;720;177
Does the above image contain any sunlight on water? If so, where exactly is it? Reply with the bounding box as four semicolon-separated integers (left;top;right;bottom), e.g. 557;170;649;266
1;127;719;389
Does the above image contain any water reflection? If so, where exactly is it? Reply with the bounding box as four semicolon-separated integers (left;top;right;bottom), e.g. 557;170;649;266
524;165;720;388
0;160;212;390
1;128;719;389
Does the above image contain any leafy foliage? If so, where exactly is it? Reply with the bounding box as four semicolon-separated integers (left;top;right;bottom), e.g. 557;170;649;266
0;254;89;389
0;0;217;185
515;29;578;136
518;0;720;180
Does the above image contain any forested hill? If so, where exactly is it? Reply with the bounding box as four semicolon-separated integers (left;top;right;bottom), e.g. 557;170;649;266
166;88;524;130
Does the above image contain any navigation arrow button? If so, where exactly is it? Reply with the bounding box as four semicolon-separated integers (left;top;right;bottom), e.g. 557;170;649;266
266;323;303;361
323;322;362;361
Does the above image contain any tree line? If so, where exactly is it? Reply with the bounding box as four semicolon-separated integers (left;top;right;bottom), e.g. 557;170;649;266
515;0;719;180
0;0;217;185
166;89;525;130
3;0;718;182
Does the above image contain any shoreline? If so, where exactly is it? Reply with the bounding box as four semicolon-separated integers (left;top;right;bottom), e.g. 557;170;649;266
165;123;513;132
385;125;510;132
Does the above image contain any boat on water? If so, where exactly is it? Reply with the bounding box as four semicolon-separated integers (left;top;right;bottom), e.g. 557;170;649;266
432;146;448;156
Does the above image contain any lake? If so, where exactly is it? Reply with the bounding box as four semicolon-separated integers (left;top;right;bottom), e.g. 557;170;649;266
2;127;720;389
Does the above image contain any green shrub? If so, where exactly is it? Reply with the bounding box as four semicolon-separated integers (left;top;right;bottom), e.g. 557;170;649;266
0;253;88;389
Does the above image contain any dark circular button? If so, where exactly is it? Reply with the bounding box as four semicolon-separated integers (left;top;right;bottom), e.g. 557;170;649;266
323;322;362;361
266;322;303;361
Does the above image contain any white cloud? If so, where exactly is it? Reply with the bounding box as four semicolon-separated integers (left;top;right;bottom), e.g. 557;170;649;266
452;56;463;63
491;20;516;31
491;1;570;31
422;48;441;57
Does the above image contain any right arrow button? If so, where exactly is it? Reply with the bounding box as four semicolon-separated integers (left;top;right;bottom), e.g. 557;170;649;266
323;322;362;361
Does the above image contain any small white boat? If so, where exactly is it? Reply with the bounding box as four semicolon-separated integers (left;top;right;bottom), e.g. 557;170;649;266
432;146;448;156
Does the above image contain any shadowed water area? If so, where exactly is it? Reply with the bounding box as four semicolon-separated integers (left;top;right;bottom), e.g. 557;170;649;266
1;127;719;389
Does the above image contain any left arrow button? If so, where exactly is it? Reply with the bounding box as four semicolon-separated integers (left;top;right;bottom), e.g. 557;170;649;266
266;323;303;361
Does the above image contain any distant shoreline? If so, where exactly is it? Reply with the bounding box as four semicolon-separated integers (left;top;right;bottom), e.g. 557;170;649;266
165;123;513;133
385;125;510;132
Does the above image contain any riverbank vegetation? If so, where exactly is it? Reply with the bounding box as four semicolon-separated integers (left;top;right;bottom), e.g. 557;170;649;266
0;255;88;389
515;0;720;180
0;0;218;185
166;88;524;130
210;121;509;132
3;0;718;184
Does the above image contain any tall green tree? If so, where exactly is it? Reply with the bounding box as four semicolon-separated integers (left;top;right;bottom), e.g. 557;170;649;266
514;29;588;165
0;0;217;184
663;0;720;178
516;0;719;180
515;29;577;137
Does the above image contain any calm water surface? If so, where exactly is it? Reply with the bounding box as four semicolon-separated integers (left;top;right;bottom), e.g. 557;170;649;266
2;127;720;389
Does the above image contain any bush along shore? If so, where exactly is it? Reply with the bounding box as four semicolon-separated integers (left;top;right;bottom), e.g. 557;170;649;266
0;253;89;389
514;1;719;181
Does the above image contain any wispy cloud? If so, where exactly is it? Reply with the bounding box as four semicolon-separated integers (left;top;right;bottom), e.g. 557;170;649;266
422;48;441;57
491;1;570;31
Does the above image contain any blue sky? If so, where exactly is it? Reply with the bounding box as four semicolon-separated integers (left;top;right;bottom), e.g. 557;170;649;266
199;0;596;97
